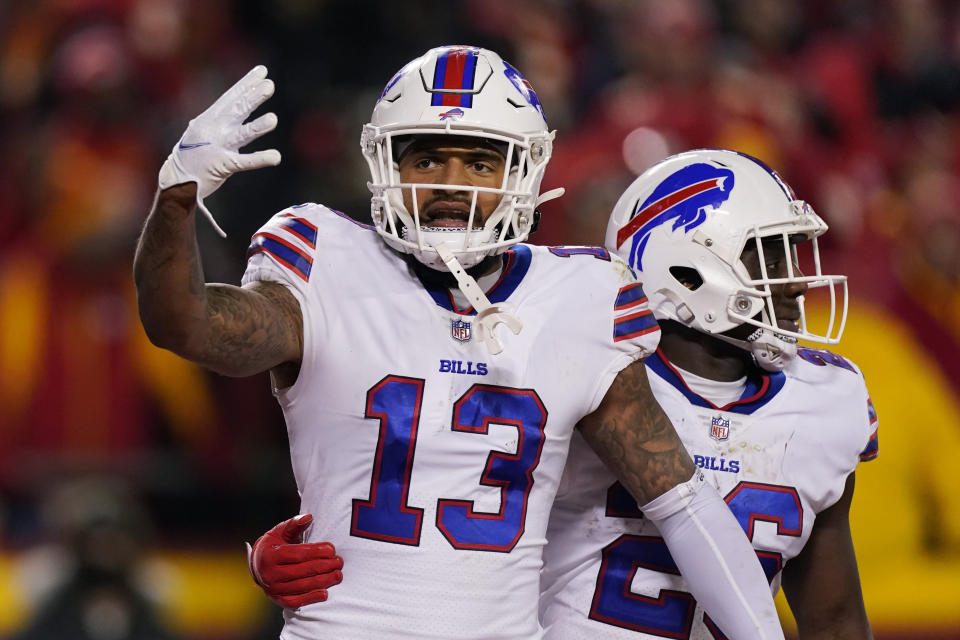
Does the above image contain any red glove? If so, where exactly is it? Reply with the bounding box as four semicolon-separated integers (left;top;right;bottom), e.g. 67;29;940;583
246;514;344;608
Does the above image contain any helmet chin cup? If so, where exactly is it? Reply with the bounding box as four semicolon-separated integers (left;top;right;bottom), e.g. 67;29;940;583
746;327;798;372
401;225;495;270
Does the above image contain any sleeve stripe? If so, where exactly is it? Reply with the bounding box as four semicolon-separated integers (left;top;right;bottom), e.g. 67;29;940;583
614;282;647;309
278;217;318;248
247;232;313;282
859;428;879;461
615;295;649;312
614;309;659;342
616;309;655;323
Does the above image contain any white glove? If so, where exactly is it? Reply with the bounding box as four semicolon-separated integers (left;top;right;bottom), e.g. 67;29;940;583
158;65;281;237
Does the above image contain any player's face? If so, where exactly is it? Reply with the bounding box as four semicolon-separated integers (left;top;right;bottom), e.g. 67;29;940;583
398;140;506;229
739;236;808;333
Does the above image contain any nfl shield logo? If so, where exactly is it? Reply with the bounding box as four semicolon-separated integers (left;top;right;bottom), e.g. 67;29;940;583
451;318;472;342
710;415;730;441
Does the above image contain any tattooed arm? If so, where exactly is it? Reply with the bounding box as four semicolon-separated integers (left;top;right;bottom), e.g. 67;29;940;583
577;359;694;503
578;360;785;639
133;183;302;377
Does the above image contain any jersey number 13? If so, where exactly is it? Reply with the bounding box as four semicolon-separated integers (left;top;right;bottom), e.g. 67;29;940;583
350;375;547;552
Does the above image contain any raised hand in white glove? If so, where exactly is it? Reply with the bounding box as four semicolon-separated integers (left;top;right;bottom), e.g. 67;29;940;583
158;65;281;237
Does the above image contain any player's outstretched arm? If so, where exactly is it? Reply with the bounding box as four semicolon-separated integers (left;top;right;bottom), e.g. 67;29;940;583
578;360;785;640
134;183;302;376
781;473;873;639
134;66;298;377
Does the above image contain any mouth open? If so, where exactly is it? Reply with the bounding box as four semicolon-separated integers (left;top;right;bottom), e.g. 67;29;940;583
423;219;470;229
422;203;478;229
776;317;800;333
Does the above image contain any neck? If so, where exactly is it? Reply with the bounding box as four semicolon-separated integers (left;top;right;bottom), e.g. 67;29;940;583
404;253;502;290
658;320;755;381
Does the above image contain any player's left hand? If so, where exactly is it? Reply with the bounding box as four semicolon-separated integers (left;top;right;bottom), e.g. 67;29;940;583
158;65;281;237
246;514;344;608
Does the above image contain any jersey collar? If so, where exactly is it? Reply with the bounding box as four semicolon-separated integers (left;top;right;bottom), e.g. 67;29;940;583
418;244;532;315
645;348;786;414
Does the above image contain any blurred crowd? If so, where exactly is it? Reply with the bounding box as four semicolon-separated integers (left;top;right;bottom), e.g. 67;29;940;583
1;0;959;638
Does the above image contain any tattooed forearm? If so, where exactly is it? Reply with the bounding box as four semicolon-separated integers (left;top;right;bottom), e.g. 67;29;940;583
134;184;209;350
578;360;695;505
133;184;302;377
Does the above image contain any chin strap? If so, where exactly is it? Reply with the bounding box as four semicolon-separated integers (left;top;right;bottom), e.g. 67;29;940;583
535;187;565;207
434;242;522;355
711;326;798;372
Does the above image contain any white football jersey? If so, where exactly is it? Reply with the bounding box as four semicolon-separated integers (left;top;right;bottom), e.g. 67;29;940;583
541;348;879;639
241;204;661;640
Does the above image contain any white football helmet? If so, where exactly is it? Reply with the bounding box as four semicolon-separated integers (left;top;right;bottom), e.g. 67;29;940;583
362;45;560;271
605;149;848;370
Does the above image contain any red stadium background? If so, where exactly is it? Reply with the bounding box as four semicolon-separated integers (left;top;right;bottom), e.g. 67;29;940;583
0;0;958;638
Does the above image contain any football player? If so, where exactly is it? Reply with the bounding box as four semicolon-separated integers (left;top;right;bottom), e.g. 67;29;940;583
134;48;784;639
539;149;876;639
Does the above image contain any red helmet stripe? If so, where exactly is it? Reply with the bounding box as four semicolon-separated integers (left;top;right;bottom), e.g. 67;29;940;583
616;178;723;248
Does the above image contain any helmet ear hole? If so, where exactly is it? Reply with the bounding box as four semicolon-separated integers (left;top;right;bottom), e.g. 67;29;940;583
669;266;703;291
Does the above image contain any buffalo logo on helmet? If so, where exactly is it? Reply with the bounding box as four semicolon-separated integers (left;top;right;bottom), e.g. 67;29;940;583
378;55;424;101
439;107;465;121
616;163;735;270
502;61;545;120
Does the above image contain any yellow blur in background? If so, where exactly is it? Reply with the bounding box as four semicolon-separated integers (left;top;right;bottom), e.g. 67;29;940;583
0;551;266;636
0;302;957;638
772;302;960;636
